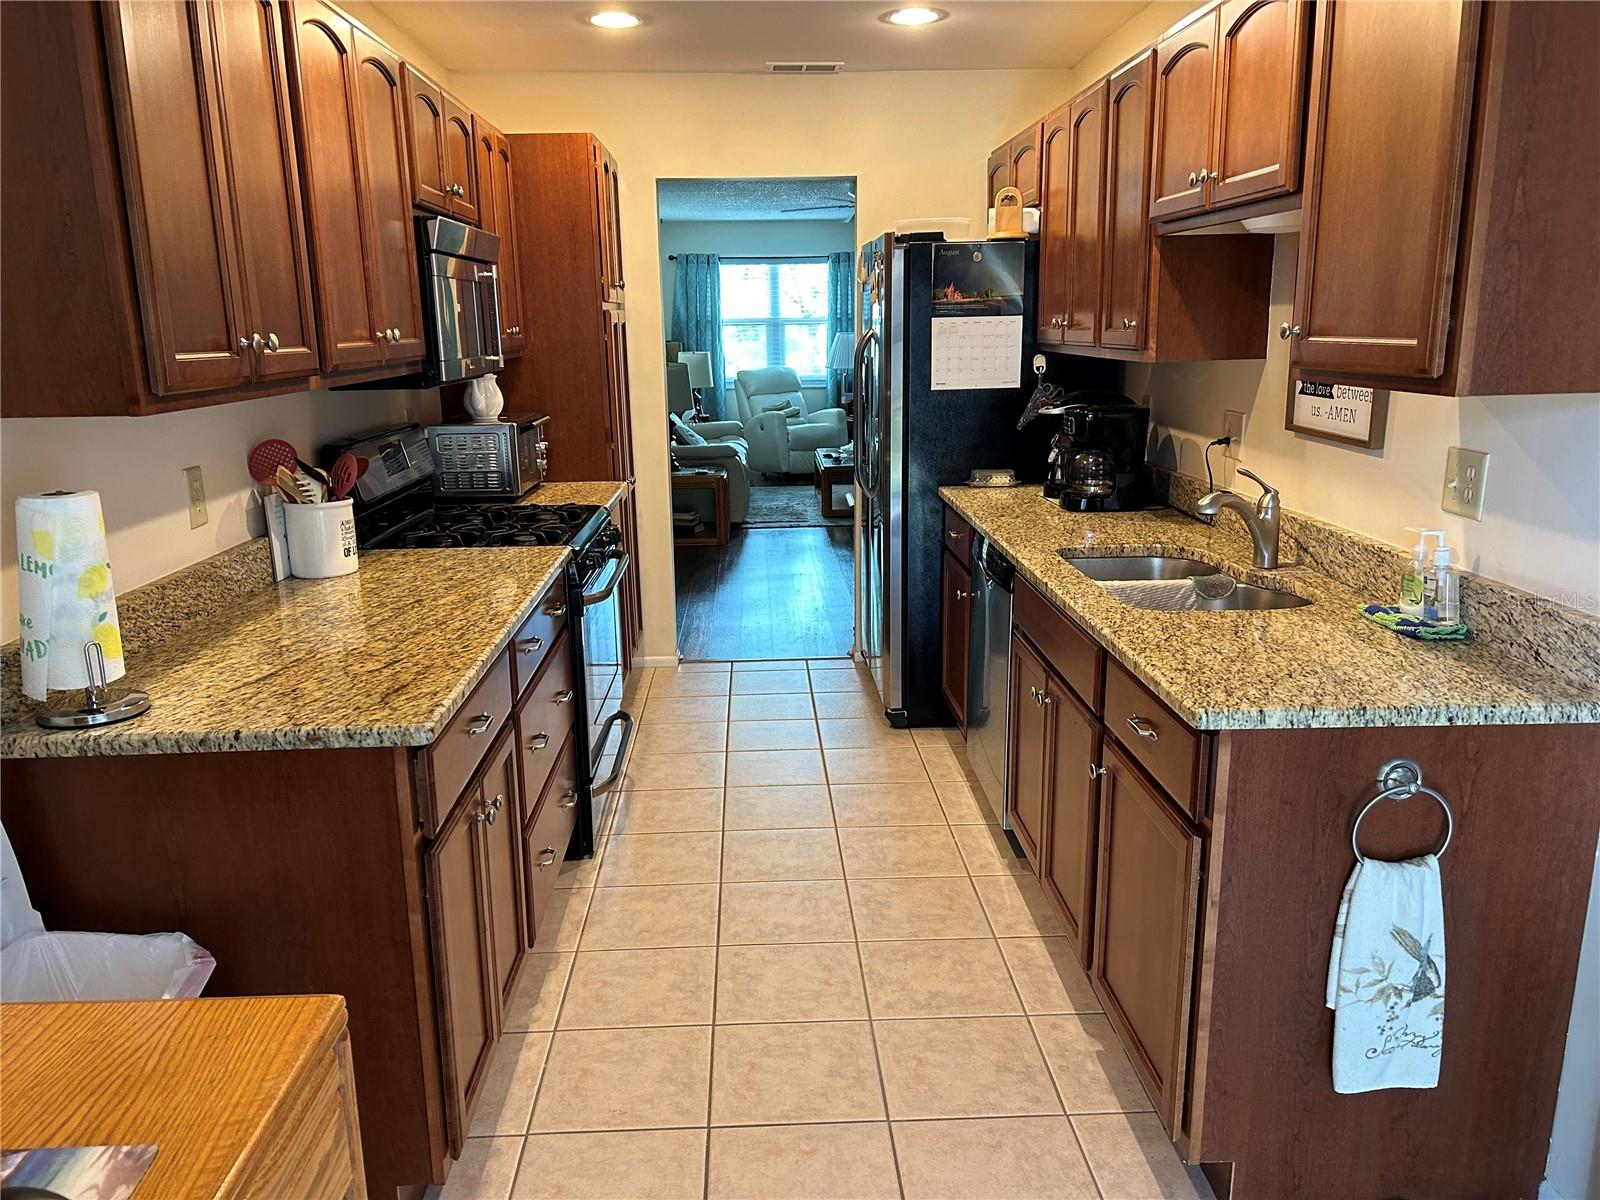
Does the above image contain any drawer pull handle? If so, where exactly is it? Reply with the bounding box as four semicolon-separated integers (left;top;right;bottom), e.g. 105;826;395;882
548;603;569;616
1126;715;1159;740
529;732;550;750
559;791;579;810
1088;763;1108;779
521;636;544;653
554;689;575;705
948;529;961;539
537;847;558;868
465;713;494;736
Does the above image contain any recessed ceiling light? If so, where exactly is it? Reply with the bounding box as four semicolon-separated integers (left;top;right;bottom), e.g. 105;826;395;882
881;6;948;26
588;10;641;29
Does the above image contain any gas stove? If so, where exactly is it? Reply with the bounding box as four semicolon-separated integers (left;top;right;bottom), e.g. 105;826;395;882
364;499;603;551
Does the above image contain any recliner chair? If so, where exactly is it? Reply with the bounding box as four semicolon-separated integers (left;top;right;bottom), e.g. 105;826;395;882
733;366;849;476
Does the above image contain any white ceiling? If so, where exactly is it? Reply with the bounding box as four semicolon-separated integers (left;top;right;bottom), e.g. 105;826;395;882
658;177;857;221
367;1;1137;74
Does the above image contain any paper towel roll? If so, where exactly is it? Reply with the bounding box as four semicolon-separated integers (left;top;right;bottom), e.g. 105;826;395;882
15;491;125;701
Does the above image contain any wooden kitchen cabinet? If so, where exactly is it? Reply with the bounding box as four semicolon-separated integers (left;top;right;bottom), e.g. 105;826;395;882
1290;0;1478;378
477;117;526;357
940;551;972;730
443;94;481;224
102;0;323;394
1099;52;1155;351
401;63;451;214
1037;84;1105;346
1150;5;1217;219
1092;739;1201;1133
598;144;625;300
1006;635;1051;870
1043;683;1100;967
480;731;525;1013
985;122;1044;207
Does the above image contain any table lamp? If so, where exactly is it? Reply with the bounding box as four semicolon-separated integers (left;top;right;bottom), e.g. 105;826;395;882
828;332;856;402
677;351;713;421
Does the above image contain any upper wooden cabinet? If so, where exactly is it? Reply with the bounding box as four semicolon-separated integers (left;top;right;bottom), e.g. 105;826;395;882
1150;0;1308;219
283;3;421;371
985;122;1044;208
1099;52;1155;351
402;64;479;222
1038;85;1106;346
476;118;525;357
102;0;322;395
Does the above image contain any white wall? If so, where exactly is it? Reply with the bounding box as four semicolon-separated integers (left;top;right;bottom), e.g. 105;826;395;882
0;389;440;633
452;65;1077;663
659;217;857;412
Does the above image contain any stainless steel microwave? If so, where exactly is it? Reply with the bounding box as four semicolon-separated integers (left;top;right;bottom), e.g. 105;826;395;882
418;216;504;384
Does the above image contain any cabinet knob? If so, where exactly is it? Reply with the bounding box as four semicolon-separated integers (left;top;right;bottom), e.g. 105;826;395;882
537;847;558;868
560;791;579;810
249;332;265;353
529;731;550;750
1122;317;1137;330
1187;170;1199;187
1088;763;1108;780
954;588;969;601
1197;167;1212;183
1125;715;1160;740
238;336;251;352
465;712;494;736
490;793;505;811
1279;322;1303;340
374;330;385;342
265;332;280;352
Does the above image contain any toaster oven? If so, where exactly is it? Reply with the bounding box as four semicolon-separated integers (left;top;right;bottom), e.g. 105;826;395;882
428;415;549;498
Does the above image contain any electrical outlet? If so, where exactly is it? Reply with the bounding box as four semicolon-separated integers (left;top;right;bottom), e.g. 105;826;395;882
1441;447;1489;520
183;465;208;529
1222;411;1245;461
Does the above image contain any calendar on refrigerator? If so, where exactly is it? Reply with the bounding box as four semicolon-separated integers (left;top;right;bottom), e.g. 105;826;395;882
928;242;1025;390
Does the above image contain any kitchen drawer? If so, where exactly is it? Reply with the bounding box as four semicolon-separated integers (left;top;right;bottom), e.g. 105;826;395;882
510;577;570;697
514;630;576;814
1015;579;1103;712
1103;658;1202;817
942;506;973;568
525;733;580;941
425;651;514;836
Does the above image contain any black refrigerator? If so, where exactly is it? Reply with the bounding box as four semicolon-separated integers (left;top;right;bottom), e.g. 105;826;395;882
852;233;1111;727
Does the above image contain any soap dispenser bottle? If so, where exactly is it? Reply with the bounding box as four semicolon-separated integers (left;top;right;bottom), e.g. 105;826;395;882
1423;534;1461;624
1399;528;1444;616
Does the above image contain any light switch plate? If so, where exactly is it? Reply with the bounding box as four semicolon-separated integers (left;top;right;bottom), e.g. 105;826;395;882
1222;411;1245;461
183;465;208;529
1442;447;1489;521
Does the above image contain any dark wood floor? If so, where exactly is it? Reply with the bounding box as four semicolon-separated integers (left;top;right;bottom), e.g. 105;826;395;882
675;526;855;660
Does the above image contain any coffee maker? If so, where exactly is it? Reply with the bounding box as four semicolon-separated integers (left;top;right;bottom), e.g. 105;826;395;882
1044;392;1150;511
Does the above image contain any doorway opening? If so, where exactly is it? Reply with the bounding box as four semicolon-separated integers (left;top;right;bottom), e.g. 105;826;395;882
659;176;858;660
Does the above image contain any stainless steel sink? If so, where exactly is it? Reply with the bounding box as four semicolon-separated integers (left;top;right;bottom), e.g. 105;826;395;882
1062;553;1312;610
1061;555;1219;581
1192;585;1310;611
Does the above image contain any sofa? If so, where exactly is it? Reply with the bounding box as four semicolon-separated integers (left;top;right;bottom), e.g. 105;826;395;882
666;360;750;522
733;366;849;477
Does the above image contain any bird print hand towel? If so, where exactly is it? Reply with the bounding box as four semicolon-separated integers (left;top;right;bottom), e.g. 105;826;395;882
1324;855;1445;1093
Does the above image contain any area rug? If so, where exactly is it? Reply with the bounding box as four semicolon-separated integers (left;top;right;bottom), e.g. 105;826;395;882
745;483;851;529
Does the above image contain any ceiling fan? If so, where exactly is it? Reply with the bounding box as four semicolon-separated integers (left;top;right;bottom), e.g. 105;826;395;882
783;187;856;214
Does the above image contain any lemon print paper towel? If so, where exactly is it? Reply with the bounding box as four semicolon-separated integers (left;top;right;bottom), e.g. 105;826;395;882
15;490;125;700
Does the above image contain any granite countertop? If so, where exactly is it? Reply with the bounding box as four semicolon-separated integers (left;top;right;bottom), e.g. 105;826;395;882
518;481;627;509
941;486;1600;730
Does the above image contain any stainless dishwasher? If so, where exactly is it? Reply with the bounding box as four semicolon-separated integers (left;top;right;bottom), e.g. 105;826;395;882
967;534;1014;829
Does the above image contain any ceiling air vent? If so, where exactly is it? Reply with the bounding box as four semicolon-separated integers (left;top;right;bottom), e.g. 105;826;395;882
766;61;844;74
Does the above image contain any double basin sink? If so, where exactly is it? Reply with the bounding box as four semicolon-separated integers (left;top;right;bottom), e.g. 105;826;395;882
1063;554;1312;611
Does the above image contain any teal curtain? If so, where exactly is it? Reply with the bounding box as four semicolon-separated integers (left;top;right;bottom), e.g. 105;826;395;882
670;254;726;420
827;251;855;407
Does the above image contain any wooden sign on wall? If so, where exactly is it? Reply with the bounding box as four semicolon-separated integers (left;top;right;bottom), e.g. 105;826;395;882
1285;371;1389;449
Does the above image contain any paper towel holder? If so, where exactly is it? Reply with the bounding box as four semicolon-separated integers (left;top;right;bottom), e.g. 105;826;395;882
35;641;151;729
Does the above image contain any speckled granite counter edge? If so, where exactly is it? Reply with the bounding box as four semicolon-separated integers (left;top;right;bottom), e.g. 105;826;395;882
940;486;1600;730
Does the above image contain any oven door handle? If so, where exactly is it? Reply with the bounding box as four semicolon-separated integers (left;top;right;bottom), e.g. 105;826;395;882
581;552;629;606
588;709;635;797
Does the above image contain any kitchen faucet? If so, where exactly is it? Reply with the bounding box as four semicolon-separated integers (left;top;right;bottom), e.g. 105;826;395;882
1197;468;1282;569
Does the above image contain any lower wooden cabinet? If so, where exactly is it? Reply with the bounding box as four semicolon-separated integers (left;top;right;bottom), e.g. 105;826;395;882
1042;682;1100;967
525;734;580;939
481;732;525;1013
940;550;972;730
1006;636;1051;869
1092;738;1202;1132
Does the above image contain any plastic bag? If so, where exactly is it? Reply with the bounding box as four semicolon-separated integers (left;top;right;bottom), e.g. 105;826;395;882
0;930;215;1002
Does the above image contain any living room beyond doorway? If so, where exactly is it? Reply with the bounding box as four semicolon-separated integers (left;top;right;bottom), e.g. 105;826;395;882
659;177;859;660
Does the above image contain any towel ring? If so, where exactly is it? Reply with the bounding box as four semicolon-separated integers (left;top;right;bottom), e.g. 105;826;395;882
1350;758;1453;864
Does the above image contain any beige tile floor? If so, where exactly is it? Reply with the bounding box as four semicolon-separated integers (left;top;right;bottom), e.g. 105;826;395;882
433;659;1215;1200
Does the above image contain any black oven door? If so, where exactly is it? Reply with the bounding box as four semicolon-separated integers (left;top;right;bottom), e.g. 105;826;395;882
579;550;633;831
